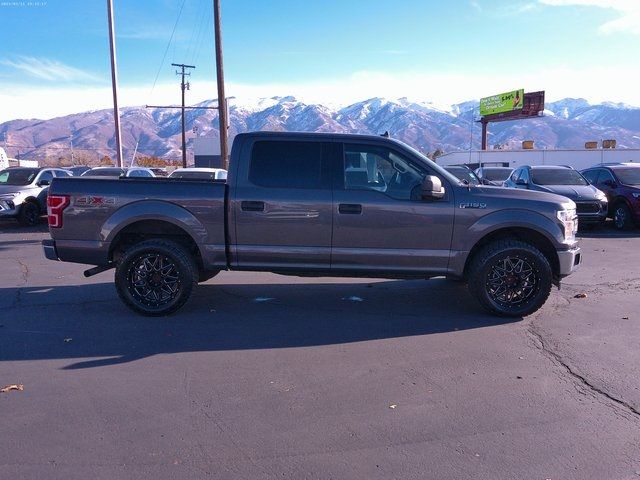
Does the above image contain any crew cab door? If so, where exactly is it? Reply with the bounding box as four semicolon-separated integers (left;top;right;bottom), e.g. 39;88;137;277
231;138;334;270
331;142;455;274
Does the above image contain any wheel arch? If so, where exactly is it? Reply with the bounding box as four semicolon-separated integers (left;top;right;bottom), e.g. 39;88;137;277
463;227;560;281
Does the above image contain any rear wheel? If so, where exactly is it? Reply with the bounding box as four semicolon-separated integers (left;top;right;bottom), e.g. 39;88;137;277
17;202;40;226
468;240;552;317
115;239;197;316
613;203;633;230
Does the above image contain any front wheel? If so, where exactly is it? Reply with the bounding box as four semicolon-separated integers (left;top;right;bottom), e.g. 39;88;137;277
115;239;198;316
17;202;40;226
468;240;552;317
613;203;633;230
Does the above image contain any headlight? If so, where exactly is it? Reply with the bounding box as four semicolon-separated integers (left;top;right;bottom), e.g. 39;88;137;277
557;208;577;242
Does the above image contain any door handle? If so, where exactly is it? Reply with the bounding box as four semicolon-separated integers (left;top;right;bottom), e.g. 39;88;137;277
338;203;362;214
241;201;265;212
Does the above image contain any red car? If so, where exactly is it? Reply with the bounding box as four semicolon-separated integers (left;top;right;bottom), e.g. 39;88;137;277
581;163;640;229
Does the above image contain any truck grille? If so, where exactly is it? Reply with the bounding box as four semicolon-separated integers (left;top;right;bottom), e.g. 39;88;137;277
576;202;601;214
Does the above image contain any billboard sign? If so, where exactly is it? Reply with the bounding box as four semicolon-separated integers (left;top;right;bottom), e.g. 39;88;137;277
480;89;524;117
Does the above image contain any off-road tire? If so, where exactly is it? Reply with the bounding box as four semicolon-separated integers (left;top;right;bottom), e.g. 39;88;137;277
468;239;553;317
17;202;40;226
115;239;197;316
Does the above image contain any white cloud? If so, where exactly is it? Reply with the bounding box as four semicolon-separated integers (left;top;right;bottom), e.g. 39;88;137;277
539;0;640;35
0;56;103;83
1;66;640;123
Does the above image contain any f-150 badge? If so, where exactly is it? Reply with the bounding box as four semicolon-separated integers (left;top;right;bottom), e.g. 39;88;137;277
459;202;487;209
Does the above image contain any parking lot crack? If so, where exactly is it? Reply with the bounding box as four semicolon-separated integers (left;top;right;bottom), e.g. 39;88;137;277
526;321;640;421
17;259;29;285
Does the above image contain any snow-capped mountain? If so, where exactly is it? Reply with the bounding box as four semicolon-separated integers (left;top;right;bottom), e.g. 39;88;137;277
1;96;640;164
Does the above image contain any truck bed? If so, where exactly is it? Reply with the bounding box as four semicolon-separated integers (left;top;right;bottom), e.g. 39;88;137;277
47;177;228;267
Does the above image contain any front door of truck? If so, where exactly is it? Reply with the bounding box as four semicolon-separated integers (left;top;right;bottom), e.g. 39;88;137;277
232;139;334;270
331;143;455;274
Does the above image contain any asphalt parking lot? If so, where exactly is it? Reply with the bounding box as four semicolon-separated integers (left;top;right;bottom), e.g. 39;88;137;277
1;220;639;480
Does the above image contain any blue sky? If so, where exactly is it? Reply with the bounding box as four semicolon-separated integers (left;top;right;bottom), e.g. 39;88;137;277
0;0;639;121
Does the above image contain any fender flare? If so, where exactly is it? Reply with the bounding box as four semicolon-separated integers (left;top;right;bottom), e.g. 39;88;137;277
101;200;208;255
465;209;565;250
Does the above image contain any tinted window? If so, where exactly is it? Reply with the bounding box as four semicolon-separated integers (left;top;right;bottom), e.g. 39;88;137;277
344;144;424;200
250;141;323;189
38;170;54;182
582;169;599;184
83;168;125;177
0;168;39;185
614;168;640;185
445;167;480;185
54;170;71;177
129;169;152;177
531;168;587;186
597;170;615;184
483;168;512;181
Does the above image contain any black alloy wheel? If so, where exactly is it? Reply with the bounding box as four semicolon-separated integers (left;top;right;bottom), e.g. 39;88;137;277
468;239;552;317
115;239;197;316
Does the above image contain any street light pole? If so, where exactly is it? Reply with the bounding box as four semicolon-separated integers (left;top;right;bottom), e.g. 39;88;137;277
213;0;229;169
107;0;123;167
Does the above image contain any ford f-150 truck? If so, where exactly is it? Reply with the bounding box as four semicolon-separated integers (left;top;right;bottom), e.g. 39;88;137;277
42;132;581;317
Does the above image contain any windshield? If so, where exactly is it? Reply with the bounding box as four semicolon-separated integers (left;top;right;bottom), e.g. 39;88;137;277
0;168;39;186
482;168;512;181
615;168;640;185
82;168;125;177
445;167;480;185
531;169;588;186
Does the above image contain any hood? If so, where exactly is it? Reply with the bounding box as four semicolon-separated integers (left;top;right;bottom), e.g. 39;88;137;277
0;184;34;195
471;185;574;208
532;184;600;201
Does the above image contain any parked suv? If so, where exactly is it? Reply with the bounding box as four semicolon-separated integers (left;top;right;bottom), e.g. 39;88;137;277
581;163;640;229
0;167;72;226
504;166;607;226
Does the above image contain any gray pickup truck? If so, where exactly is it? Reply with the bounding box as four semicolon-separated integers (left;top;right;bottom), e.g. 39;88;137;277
43;132;581;317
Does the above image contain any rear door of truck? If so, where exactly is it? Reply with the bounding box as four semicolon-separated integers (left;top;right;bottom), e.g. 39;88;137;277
230;136;334;270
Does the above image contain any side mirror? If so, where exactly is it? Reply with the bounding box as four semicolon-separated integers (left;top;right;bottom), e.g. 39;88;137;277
37;179;51;187
515;178;528;186
422;175;445;199
603;179;617;188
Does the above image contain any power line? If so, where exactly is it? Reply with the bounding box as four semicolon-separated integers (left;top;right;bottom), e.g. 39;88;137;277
149;0;187;100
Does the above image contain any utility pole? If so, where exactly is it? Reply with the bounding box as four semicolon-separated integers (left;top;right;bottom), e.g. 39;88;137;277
69;134;75;165
107;0;123;167
171;63;195;168
214;0;229;169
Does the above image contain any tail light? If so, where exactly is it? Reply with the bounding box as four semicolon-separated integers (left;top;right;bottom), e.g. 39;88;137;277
47;194;70;228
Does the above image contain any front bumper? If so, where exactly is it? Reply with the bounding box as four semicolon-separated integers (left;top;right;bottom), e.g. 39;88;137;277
42;239;59;261
557;246;581;277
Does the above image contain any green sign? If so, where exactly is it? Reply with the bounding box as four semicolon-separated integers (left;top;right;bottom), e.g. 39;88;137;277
480;89;524;117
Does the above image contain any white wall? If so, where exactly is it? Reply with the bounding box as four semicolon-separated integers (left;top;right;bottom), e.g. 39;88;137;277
194;137;221;156
437;149;640;170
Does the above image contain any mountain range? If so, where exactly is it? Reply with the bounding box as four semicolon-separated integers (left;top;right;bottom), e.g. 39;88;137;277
1;96;640;165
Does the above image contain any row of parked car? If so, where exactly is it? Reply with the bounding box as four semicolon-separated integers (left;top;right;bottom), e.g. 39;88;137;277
444;163;640;230
0;166;227;226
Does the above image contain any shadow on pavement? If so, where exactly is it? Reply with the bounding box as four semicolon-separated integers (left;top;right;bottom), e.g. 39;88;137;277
0;219;49;234
0;278;518;369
